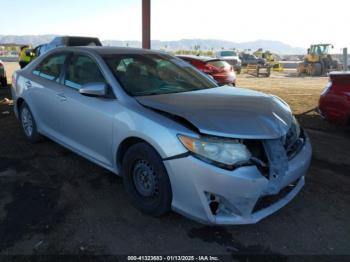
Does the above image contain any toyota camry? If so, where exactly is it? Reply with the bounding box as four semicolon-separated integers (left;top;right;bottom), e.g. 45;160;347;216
11;47;312;225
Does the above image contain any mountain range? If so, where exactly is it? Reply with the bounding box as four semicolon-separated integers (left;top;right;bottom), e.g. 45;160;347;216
0;35;306;54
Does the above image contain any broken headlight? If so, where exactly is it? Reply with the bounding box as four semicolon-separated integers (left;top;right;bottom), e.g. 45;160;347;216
178;135;252;169
287;116;301;144
292;116;301;136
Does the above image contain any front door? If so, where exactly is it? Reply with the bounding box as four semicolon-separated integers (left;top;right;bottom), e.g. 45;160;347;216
55;53;115;167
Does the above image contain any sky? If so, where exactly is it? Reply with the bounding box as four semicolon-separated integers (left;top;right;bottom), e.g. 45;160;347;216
0;0;349;51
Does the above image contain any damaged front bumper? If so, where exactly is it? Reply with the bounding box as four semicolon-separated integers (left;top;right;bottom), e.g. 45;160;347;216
164;135;312;225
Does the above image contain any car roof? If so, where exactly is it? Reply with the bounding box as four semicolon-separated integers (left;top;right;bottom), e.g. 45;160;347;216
329;71;350;76
177;55;220;62
53;36;100;40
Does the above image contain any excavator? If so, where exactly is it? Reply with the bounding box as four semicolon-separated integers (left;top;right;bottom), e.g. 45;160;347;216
297;44;341;76
253;49;284;72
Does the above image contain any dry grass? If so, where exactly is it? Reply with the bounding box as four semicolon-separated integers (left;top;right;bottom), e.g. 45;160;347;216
237;71;336;132
3;62;19;83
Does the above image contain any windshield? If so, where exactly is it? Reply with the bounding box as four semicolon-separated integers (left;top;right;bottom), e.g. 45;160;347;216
310;45;330;55
103;53;218;96
219;51;237;57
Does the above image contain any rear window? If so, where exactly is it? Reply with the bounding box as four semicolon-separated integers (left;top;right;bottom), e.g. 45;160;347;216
207;60;231;69
67;38;102;47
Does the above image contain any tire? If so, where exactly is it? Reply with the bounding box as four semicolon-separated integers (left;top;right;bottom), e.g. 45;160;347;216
122;142;172;217
310;63;322;76
0;77;7;87
19;102;41;143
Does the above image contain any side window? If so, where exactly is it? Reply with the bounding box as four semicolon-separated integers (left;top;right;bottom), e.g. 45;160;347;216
116;58;134;73
33;54;66;81
64;55;106;89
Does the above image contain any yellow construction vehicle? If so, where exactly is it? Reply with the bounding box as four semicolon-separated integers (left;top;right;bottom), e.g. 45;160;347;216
254;49;284;72
297;44;340;76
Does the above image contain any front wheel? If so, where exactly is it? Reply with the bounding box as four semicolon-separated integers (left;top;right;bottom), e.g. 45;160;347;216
122;142;172;217
19;102;41;143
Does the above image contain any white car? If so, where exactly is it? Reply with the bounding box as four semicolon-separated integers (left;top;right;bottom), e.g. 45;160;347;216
215;50;242;73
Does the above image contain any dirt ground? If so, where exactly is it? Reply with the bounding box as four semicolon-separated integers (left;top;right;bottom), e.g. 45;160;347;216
0;63;349;258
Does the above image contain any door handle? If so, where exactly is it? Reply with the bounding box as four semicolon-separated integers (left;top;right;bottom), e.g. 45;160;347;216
25;80;32;88
56;93;67;102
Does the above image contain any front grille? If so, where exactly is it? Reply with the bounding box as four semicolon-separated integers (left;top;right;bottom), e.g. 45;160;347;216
253;179;300;213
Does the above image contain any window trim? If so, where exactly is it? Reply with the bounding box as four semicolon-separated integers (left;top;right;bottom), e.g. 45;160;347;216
31;51;70;83
62;51;116;99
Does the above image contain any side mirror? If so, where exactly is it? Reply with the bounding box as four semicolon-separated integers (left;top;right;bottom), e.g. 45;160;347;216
79;82;107;97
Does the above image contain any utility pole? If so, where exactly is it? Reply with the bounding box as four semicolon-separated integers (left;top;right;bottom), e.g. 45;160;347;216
343;48;348;71
142;0;151;49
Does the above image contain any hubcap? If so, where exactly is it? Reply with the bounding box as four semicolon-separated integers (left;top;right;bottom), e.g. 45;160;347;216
21;107;33;137
132;160;159;198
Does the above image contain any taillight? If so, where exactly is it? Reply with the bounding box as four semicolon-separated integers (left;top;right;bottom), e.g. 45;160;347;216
202;64;219;74
202;64;215;74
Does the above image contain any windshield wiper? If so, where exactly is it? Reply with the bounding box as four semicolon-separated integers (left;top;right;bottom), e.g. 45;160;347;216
135;91;162;97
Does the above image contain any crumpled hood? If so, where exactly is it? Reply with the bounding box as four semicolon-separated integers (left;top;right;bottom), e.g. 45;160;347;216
136;86;293;139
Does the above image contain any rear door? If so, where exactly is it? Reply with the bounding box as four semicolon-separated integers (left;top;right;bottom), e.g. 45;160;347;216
55;53;115;167
26;52;68;136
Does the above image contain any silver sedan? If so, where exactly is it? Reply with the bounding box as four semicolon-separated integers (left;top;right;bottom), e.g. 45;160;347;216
11;47;312;225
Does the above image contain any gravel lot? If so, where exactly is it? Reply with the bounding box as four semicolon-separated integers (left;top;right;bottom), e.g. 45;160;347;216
0;63;349;258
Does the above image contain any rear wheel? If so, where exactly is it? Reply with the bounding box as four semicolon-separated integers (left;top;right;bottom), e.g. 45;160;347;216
122;142;172;216
19;102;41;143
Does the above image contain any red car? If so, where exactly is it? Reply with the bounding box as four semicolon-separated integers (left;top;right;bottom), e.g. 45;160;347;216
319;72;350;125
177;55;236;86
